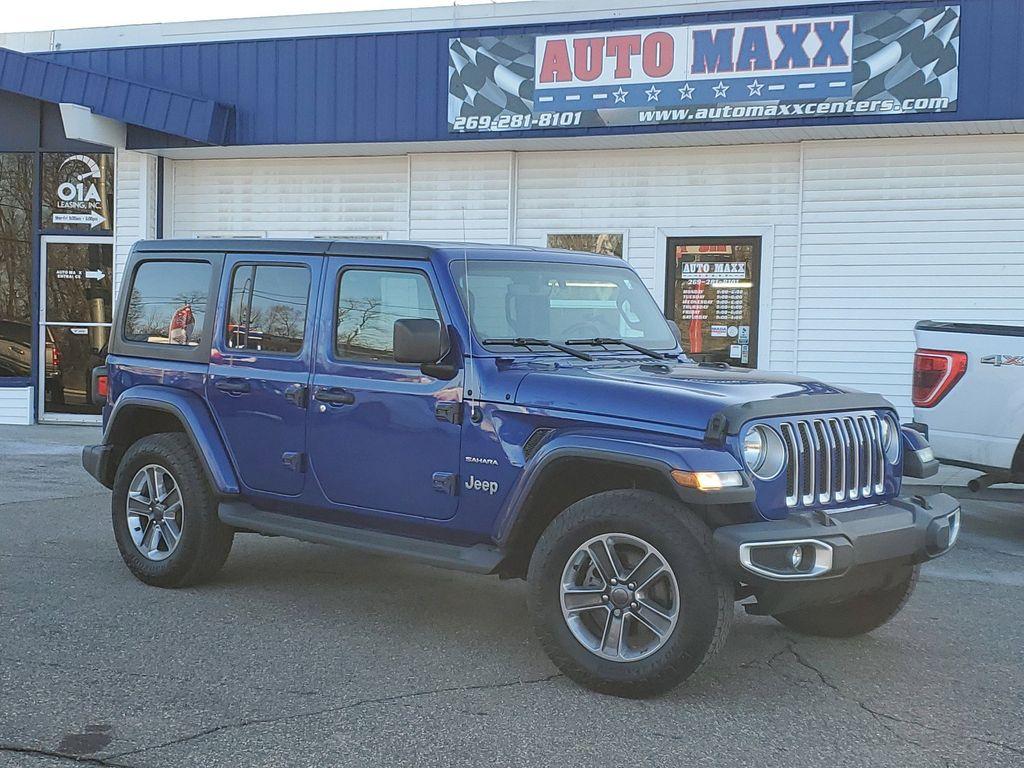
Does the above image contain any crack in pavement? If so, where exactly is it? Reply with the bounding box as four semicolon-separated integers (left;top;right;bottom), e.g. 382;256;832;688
0;655;329;699
102;673;564;761
0;492;109;510
0;744;135;767
771;638;1023;759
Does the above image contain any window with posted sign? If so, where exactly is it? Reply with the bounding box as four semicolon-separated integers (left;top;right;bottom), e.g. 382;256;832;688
665;237;761;368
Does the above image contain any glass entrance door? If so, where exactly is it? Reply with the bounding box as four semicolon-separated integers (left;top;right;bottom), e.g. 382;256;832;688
39;237;113;422
665;237;761;369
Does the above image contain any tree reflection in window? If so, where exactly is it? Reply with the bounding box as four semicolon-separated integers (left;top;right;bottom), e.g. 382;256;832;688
0;153;33;378
124;261;211;346
335;270;440;362
226;265;309;354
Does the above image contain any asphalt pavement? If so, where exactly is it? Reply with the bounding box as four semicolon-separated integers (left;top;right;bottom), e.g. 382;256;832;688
1;424;1022;767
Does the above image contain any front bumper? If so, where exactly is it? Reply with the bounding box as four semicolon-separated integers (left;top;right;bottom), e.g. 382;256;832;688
713;493;960;614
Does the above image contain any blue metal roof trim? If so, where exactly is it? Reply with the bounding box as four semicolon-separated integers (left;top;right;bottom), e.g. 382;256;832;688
36;0;1024;149
0;46;233;144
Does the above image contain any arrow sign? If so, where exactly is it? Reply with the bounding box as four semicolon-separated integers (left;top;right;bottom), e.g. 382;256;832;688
52;210;107;228
85;270;106;281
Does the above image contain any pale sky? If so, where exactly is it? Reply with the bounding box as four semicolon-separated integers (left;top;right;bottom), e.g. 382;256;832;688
1;0;522;34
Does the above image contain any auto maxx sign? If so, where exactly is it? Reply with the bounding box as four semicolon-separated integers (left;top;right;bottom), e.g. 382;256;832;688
447;5;959;132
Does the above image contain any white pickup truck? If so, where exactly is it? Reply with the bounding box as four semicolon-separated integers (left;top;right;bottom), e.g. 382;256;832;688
912;321;1024;491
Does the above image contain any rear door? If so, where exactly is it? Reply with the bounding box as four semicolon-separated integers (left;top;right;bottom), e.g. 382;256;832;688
307;257;463;519
206;254;322;497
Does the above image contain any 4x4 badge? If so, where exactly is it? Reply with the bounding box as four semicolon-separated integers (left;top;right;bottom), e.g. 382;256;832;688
981;355;1024;367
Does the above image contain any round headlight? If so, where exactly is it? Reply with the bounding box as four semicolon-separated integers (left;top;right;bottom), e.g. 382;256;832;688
880;417;901;464
743;428;765;471
742;425;785;480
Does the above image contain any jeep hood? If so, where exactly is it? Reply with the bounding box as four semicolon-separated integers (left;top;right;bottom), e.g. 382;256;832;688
512;361;856;431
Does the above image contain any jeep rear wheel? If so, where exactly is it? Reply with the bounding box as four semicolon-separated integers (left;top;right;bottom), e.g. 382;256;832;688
527;490;733;698
111;433;233;588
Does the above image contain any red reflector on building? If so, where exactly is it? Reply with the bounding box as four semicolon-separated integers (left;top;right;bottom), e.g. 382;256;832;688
912;349;967;408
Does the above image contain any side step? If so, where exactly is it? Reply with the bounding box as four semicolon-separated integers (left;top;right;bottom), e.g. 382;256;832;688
218;502;503;575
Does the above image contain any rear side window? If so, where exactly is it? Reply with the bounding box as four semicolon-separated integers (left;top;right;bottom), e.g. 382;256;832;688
227;264;310;355
124;261;212;346
336;269;440;362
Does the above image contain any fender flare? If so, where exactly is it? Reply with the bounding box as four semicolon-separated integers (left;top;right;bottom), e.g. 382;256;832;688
493;431;753;549
103;385;240;495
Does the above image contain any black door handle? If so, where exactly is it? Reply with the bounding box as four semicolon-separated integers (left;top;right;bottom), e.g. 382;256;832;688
215;378;250;394
315;387;355;405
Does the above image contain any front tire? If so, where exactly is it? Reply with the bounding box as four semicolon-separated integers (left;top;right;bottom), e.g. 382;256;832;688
112;433;233;588
772;565;919;638
527;490;733;698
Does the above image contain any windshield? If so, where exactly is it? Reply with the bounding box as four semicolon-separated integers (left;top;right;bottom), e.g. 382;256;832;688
451;260;678;351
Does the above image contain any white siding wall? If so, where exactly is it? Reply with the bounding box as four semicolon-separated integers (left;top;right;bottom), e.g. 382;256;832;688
0;388;33;425
113;149;157;300
798;135;1024;416
409;153;514;243
167;156;408;240
131;133;1024;417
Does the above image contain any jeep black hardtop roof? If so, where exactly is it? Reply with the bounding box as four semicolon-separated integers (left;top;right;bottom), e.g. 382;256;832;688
133;239;624;268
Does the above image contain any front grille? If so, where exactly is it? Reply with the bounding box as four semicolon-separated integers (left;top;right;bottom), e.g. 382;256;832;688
778;414;886;507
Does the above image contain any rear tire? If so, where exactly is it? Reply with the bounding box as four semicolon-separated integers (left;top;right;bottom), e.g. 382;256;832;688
112;433;233;588
772;565;919;638
527;490;733;698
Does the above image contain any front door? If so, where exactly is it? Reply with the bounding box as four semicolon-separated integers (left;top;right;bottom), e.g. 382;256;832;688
39;237;114;423
307;259;463;520
665;236;762;368
206;255;322;497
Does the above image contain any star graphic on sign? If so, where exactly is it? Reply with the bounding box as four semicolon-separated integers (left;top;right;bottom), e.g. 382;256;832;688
747;79;765;97
612;87;629;104
645;85;661;102
713;81;730;98
678;83;695;100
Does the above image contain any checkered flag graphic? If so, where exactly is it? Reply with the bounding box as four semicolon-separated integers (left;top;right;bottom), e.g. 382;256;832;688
853;5;960;106
448;36;535;123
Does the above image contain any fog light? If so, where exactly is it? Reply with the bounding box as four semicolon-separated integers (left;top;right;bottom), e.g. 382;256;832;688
789;545;803;569
738;539;834;579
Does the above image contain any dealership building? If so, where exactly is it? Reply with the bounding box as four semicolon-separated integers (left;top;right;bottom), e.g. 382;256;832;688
0;0;1020;424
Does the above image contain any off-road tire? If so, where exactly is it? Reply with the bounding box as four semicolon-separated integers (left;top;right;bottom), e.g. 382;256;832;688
112;433;233;588
772;565;920;638
527;489;733;698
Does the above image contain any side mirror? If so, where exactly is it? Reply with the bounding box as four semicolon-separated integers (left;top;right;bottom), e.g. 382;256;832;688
394;318;445;364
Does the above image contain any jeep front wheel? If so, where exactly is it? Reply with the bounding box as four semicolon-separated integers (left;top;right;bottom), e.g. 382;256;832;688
111;433;234;588
527;490;733;698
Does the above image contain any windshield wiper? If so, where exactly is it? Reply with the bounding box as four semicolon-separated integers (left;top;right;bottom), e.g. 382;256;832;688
482;337;594;361
565;337;669;360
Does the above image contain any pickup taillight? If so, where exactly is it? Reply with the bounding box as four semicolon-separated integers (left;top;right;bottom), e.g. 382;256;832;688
912;349;967;407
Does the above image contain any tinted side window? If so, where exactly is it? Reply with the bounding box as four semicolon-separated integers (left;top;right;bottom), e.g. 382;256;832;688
336;270;440;362
227;265;310;355
124;261;211;346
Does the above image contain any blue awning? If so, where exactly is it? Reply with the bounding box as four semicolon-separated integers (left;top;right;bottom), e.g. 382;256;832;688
0;46;233;145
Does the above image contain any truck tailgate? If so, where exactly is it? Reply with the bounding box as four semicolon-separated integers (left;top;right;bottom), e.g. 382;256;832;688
913;321;1024;472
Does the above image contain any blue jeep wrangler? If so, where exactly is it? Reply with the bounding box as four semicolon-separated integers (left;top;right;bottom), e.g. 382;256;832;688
83;239;958;697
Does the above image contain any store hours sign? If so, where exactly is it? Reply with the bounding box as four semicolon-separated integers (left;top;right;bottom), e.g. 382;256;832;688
43;153;114;231
448;5;959;132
